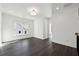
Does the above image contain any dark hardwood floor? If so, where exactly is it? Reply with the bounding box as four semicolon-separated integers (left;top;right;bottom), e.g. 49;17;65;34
0;37;78;56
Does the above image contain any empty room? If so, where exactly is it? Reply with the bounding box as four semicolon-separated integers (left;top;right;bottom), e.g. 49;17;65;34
0;3;79;56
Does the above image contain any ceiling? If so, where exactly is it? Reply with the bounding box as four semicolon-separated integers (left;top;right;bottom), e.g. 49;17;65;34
0;3;77;20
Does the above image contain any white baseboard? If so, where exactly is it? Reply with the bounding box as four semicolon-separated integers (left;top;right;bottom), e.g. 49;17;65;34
33;37;48;40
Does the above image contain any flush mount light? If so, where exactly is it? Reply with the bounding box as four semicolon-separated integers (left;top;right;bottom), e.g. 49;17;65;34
28;8;38;16
56;7;59;10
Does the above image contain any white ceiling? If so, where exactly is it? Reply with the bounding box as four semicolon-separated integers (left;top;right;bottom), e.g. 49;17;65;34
0;3;77;20
0;3;52;19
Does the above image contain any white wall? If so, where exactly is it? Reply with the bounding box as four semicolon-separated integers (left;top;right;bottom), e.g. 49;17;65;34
2;13;34;42
0;11;2;46
78;20;79;32
43;19;49;39
34;19;44;39
34;18;49;39
50;6;78;48
1;12;49;42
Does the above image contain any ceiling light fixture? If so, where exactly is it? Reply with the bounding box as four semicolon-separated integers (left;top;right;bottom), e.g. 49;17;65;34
56;7;59;10
29;8;38;16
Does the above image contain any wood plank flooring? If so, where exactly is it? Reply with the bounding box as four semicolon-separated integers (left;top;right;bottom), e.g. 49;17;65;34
0;37;78;56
